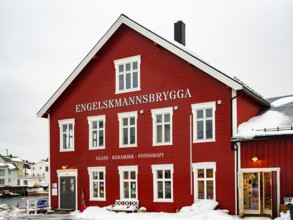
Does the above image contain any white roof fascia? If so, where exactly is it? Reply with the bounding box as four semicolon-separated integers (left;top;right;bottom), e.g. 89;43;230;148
37;15;242;118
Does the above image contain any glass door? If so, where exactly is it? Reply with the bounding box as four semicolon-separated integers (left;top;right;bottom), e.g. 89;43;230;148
243;172;260;214
263;172;272;215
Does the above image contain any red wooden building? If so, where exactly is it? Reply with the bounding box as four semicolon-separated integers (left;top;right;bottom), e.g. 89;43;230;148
38;15;277;215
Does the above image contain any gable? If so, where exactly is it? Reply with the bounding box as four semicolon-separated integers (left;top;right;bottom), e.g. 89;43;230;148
38;14;253;118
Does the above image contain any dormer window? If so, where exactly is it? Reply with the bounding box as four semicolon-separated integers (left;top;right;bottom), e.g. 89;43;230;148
114;55;141;94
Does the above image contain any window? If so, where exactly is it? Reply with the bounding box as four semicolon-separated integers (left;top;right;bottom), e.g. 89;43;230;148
151;107;173;146
0;179;4;185
193;162;216;200
58;118;75;152
114;55;141;94
118;111;137;148
88;167;106;201
46;166;49;172
88;115;106;149
151;164;174;202
24;180;28;185
0;170;4;176
192;102;216;142
118;166;138;200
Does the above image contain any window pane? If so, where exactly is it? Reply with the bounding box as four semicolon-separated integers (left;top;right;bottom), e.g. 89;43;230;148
99;130;103;146
165;181;172;199
198;180;205;199
164;114;170;122
123;128;128;145
69;134;73;149
119;75;124;90
99;171;104;180
133;72;138;88
93;172;98;180
119;64;124;72
130;171;136;180
123;118;128;126
206;108;212;118
130;127;135;144
126;63;131;71
156;125;162;143
165;170;171;179
198;169;204;178
156;115;162;123
69;124;73;131
206;169;213;178
92;131;97;147
206;180;214;199
123;182;129;198
197;110;203;119
131;182;136;199
157;170;163;179
63;124;67;132
63;134;67;148
130;117;135;125
124;171;129;180
197;121;203;139
99;182;105;198
206;120;213;139
126;73;131;89
133;61;138;70
92;121;97;129
99;120;103;128
157;181;163;198
164;124;170;142
93;182;99;197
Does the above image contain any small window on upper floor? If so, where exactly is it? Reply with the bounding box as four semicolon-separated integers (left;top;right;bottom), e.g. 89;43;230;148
191;102;216;143
114;55;141;94
58;118;75;152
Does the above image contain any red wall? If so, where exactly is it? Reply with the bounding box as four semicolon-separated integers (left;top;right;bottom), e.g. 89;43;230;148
49;24;236;213
237;93;264;126
241;138;293;202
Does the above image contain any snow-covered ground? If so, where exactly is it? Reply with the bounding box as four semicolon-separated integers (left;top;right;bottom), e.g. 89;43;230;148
0;201;290;219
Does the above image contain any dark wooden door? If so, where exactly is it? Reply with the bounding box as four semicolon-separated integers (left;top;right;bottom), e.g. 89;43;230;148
60;176;76;210
271;171;278;218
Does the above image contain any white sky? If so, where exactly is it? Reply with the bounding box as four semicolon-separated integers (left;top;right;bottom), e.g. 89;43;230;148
0;0;292;162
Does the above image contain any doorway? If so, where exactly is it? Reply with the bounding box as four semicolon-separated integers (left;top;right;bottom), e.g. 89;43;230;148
239;169;279;218
60;176;76;210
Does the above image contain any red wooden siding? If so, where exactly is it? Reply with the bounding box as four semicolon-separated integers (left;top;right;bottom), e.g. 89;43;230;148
241;138;293;202
237;92;264;126
49;24;237;213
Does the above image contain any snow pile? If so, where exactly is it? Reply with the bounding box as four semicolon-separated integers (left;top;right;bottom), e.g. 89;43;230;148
274;211;290;220
235;110;293;139
0;204;24;219
73;200;239;220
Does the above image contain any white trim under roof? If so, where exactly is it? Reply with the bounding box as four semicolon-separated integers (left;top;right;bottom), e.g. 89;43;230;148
37;14;243;118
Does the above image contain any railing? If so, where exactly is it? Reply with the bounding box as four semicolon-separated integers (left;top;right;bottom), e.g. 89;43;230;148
255;126;293;132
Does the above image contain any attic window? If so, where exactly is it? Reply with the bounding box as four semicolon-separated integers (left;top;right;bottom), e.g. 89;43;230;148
114;55;141;94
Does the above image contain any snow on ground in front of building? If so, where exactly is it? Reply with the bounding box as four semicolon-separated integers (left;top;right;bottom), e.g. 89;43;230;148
72;206;239;220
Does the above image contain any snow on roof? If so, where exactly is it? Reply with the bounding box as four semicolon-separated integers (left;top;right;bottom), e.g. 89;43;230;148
6;163;17;170
271;96;293;107
235;95;293;140
10;157;23;162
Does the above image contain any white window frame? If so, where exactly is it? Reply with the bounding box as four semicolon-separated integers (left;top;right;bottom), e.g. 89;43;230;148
87;115;106;150
118;111;138;148
58;118;75;152
151;164;174;202
151;107;173;146
118;166;138;200
88;167;106;201
114;55;141;94
192;162;216;201
191;102;216;143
